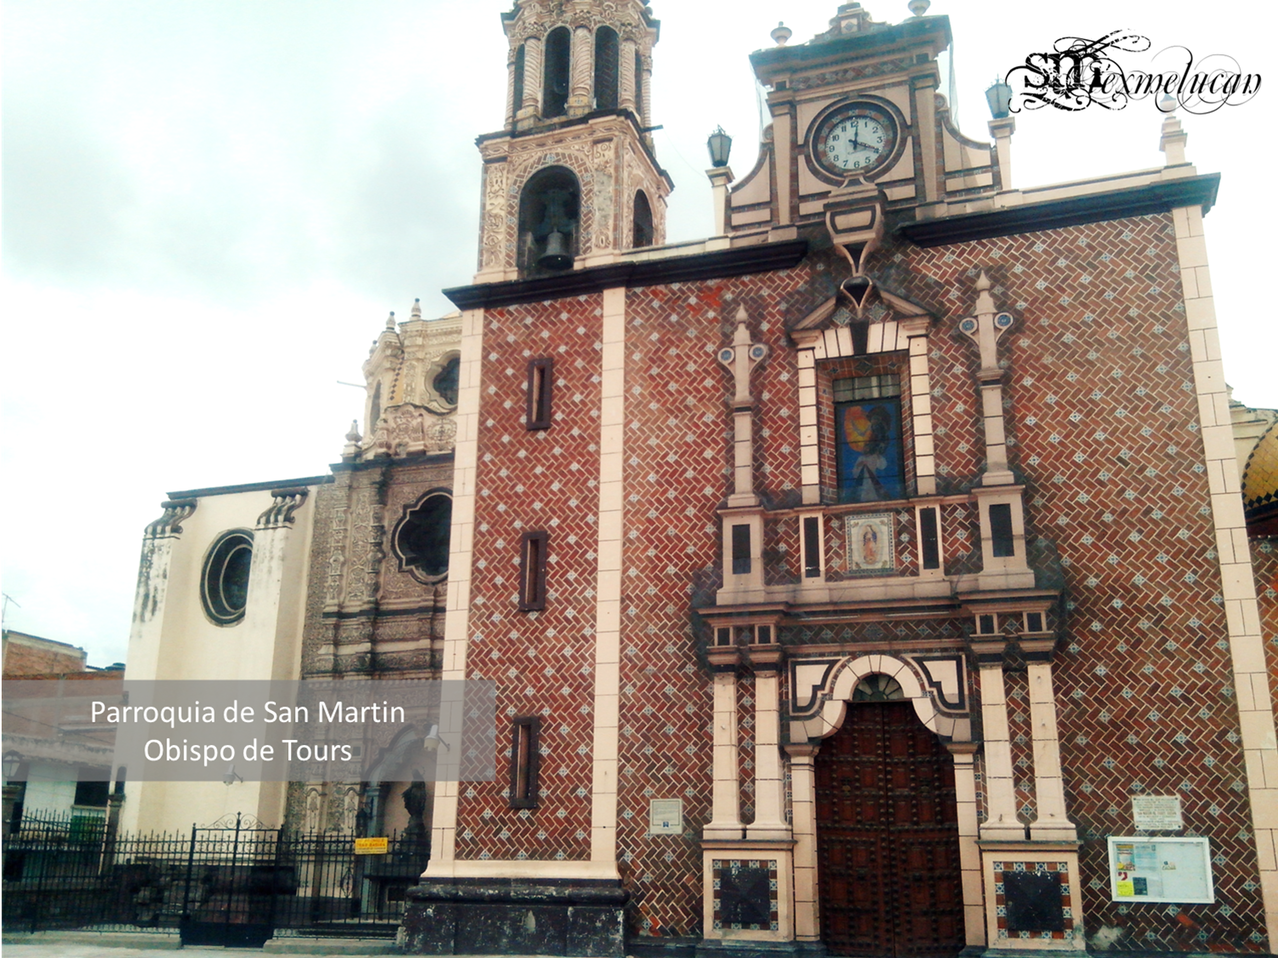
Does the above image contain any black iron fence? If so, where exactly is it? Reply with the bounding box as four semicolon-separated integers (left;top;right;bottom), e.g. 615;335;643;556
2;812;429;946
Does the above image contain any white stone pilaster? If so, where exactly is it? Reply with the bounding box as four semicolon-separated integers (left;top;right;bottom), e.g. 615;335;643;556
949;744;987;947
747;661;788;840
1174;199;1278;943
591;286;625;873
425;306;485;876
705;666;744;840
1027;661;1076;840
977;664;1025;840
787;745;820;941
125;500;197;685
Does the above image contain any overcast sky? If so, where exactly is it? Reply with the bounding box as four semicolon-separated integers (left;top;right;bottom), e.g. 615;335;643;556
2;0;1272;668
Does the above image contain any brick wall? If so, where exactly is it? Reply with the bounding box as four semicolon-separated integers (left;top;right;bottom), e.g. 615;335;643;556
454;298;605;862
453;210;1267;946
2;632;87;677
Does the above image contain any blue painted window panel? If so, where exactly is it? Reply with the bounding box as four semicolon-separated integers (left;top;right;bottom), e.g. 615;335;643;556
835;396;905;503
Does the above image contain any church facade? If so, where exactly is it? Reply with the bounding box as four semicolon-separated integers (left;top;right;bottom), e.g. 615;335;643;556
118;1;1278;956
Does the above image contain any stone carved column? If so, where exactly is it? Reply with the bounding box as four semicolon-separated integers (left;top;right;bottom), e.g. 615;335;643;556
619;38;637;112
522;35;543;115
638;54;653;129
505;51;518;125
569;24;593;114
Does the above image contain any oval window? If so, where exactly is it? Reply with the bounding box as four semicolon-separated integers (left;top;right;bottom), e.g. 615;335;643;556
433;356;460;407
201;530;254;625
394;493;452;581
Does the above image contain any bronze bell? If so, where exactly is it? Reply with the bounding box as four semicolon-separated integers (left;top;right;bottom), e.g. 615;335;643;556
537;230;572;271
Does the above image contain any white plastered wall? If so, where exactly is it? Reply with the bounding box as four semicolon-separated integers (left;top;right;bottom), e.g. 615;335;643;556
120;488;314;836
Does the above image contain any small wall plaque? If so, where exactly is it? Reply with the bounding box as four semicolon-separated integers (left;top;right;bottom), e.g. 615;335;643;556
649;798;682;835
1132;795;1183;831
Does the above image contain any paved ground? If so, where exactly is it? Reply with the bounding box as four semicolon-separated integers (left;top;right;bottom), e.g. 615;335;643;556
1;933;398;956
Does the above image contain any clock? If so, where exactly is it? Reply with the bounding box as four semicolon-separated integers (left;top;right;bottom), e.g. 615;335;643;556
811;102;900;179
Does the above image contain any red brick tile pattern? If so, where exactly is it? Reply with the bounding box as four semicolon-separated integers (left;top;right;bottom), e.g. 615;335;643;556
450;211;1270;949
1003;670;1037;825
1251;539;1278;727
454;297;607;863
618;282;737;936
877;216;1267;952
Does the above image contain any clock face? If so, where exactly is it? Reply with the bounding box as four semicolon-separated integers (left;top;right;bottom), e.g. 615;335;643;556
813;104;899;178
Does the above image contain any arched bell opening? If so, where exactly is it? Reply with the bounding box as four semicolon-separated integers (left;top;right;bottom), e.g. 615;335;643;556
594;26;619;111
512;43;526;120
632;190;654;248
543;26;571;118
518;166;581;276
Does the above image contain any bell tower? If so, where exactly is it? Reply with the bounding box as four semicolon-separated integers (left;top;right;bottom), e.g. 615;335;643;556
475;0;673;282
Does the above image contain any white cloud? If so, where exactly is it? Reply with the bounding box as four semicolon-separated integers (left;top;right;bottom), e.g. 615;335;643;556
2;0;1273;664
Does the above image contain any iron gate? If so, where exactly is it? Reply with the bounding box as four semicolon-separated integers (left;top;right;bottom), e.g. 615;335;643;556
2;811;429;943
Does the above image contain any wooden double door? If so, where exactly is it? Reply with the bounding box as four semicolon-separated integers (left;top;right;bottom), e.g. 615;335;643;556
815;701;965;958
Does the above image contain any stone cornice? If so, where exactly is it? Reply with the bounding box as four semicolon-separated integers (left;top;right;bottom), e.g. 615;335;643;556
896;173;1220;247
443;239;808;310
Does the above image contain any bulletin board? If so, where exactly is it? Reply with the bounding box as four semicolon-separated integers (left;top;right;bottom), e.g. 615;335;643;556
1107;837;1214;904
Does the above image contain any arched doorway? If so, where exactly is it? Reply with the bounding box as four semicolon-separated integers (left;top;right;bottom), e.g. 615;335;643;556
815;689;964;957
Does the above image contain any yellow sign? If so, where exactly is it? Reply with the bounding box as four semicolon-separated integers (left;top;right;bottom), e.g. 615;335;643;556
354;837;389;855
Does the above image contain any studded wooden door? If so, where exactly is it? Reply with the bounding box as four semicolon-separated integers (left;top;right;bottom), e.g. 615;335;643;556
815;701;965;958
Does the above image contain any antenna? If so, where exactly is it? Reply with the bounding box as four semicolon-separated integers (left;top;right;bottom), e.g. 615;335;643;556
1;593;21;628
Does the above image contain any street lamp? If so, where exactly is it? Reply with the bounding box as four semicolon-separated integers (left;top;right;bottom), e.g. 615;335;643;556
985;79;1013;119
707;127;732;168
2;751;21;782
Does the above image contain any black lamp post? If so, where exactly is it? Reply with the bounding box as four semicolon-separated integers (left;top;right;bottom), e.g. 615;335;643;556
707;127;732;168
985;79;1013;119
2;751;22;838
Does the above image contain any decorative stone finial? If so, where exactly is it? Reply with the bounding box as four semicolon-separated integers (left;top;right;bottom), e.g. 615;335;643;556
411;298;422;319
908;0;931;16
975;270;991;292
386;311;396;330
1159;98;1188;165
771;22;792;46
342;420;363;461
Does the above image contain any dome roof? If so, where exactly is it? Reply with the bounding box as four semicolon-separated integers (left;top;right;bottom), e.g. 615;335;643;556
1242;420;1278;534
